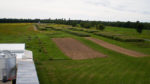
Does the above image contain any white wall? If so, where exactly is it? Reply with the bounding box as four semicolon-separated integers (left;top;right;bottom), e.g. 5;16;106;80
0;43;25;59
0;44;25;51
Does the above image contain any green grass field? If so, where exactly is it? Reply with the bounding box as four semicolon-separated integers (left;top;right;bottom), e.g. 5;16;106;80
104;26;150;39
0;23;150;84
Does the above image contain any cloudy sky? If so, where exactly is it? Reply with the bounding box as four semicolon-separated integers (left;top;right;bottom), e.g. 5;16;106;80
0;0;150;22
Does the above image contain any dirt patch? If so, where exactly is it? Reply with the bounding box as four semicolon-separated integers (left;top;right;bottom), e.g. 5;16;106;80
33;25;38;31
52;38;106;60
86;37;147;57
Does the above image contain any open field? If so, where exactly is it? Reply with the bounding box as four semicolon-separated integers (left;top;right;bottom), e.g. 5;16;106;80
53;38;106;59
89;26;150;39
103;26;150;39
0;23;150;84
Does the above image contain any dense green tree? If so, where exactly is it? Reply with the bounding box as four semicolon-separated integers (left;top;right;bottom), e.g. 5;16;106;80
71;22;77;27
136;21;144;34
124;21;131;28
96;24;105;31
80;22;91;28
0;18;149;30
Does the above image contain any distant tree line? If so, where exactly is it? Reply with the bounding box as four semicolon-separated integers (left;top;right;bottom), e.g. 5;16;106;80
0;18;150;30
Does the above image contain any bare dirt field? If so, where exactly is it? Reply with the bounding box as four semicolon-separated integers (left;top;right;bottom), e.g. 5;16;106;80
52;38;107;60
86;37;147;57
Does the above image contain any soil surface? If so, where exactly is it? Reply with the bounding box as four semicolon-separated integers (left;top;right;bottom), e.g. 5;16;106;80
86;37;147;57
52;38;107;60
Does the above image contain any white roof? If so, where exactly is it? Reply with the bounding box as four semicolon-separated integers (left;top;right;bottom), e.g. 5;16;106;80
0;43;25;51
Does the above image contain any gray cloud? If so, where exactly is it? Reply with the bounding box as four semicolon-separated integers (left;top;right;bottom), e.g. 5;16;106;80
0;0;150;22
84;0;150;15
83;0;110;7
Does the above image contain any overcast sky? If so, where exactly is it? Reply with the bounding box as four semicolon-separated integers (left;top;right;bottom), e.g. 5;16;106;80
0;0;150;22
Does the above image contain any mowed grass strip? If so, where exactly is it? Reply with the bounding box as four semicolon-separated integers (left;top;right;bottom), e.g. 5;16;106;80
52;38;106;60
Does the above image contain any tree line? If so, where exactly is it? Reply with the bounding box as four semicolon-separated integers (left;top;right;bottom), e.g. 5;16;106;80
0;18;149;31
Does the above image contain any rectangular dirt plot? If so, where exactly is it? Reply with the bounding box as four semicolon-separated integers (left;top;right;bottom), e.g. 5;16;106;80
52;38;106;60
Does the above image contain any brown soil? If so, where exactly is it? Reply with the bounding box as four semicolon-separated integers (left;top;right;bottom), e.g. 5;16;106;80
52;38;107;60
86;37;147;57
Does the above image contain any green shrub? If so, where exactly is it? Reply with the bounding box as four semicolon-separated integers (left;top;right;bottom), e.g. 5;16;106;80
68;28;84;31
136;21;144;34
94;32;144;42
40;28;47;31
94;32;120;39
45;26;54;28
50;27;90;37
96;24;105;31
80;22;91;28
84;30;99;33
50;27;63;31
64;30;90;37
114;36;144;42
68;28;98;34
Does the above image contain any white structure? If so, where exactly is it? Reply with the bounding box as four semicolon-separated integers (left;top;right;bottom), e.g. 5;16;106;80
0;44;25;59
0;43;39;84
0;51;16;81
